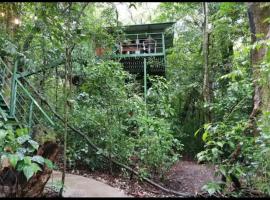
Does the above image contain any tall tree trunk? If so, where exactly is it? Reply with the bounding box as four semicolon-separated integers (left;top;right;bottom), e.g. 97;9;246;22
202;2;211;123
247;3;270;134
59;47;69;197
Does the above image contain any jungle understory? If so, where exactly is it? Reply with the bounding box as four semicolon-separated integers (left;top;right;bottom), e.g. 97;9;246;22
0;2;269;198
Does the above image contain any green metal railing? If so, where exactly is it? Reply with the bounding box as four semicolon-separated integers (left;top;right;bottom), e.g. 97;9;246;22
0;57;54;133
114;32;165;58
0;58;12;108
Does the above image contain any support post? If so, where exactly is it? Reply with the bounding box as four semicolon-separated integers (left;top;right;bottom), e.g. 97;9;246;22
28;100;33;135
143;57;148;135
9;60;18;117
162;33;165;54
162;32;167;76
143;57;147;104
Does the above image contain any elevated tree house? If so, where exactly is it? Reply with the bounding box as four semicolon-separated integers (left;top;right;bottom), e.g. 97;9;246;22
96;22;175;102
112;22;174;77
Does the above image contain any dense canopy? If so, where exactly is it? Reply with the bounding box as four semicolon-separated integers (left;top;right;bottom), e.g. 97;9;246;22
0;2;269;198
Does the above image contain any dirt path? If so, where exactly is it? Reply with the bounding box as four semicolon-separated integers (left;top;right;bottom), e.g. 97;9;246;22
163;161;219;194
60;160;219;197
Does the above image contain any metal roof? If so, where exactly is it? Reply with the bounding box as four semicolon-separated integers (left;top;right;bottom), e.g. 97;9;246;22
122;22;175;33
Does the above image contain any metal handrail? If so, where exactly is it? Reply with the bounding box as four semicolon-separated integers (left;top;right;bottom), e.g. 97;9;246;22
123;32;164;36
0;57;12;74
115;32;165;56
0;57;55;128
16;78;55;126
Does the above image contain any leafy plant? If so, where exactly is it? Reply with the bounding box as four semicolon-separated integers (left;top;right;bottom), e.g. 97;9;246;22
0;125;54;181
66;60;182;178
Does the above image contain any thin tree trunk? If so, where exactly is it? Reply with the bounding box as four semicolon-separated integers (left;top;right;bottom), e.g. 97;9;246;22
59;8;72;194
59;48;68;197
202;2;211;123
55;65;59;112
39;38;47;106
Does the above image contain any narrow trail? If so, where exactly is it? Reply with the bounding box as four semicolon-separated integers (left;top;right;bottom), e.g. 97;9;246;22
163;161;219;194
45;160;219;197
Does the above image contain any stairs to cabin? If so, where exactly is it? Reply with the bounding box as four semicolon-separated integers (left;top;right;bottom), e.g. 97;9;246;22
0;58;52;131
0;92;19;129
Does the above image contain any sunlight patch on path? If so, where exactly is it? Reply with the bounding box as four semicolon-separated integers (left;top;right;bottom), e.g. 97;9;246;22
47;171;130;197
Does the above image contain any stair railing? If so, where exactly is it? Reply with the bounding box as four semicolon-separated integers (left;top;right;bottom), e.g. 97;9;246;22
0;57;54;133
0;57;13;108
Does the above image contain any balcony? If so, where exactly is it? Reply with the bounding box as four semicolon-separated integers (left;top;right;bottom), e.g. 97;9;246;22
113;32;165;58
102;22;175;76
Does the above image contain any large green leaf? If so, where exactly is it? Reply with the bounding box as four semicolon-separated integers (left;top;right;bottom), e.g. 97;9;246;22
23;165;35;181
17;135;31;144
16;148;27;159
31;155;44;165
24;156;32;165
9;154;19;168
202;131;208;142
31;162;42;173
28;140;39;150
23;163;42;181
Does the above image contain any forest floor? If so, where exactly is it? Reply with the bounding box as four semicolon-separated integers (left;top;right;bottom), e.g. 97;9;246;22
43;148;218;197
163;161;218;194
57;160;219;197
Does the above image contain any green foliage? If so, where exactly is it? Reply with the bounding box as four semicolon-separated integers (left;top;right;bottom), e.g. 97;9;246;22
202;181;222;196
196;35;269;196
153;2;252;159
249;112;270;195
197;120;252;196
1;3;182;179
2;3;269;197
198;112;270;196
154;2;207;157
67;60;182;177
0;124;54;181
